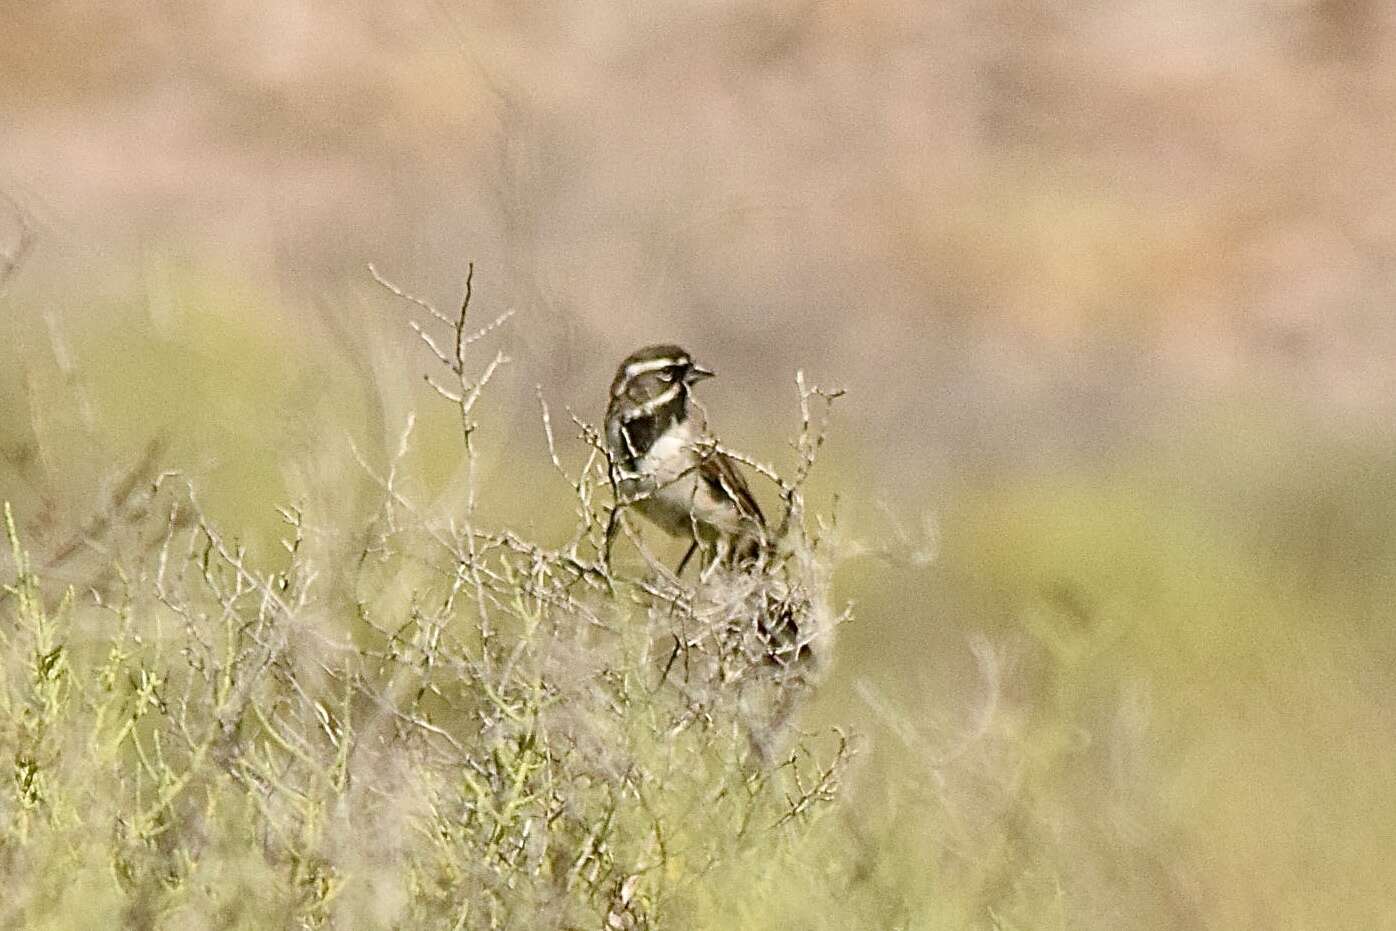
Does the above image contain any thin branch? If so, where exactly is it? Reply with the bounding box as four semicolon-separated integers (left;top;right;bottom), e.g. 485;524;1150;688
368;263;454;327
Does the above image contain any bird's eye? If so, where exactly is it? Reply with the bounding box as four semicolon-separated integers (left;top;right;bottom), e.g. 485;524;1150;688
658;369;676;382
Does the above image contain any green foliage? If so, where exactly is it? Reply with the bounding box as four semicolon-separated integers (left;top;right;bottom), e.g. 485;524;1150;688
0;272;854;929
4;273;1396;929
0;478;853;928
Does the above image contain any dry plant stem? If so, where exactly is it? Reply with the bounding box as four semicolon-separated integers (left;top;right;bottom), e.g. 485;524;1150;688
853;632;1002;795
536;388;609;568
678;372;843;551
369;262;518;679
42;438;165;576
0;260;853;926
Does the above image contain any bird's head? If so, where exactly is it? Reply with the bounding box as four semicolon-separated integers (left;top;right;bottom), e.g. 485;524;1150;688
609;344;714;412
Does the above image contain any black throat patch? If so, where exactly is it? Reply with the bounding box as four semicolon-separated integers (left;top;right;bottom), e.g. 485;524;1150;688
620;391;686;466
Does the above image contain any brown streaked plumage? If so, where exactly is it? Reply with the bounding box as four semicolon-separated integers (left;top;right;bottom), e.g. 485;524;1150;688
605;344;766;571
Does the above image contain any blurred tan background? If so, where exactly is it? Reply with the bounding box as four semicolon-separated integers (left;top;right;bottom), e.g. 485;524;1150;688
4;3;1396;928
6;1;1396;471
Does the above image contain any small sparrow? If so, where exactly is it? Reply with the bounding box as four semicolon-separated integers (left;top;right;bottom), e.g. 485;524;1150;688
605;344;766;573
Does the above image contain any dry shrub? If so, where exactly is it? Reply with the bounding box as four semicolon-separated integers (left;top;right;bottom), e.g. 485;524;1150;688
0;265;852;929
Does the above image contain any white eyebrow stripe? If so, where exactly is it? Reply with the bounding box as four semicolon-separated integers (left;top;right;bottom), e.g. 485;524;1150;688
624;356;688;378
623;383;682;418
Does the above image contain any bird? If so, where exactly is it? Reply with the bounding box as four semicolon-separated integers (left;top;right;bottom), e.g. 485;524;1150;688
604;344;767;576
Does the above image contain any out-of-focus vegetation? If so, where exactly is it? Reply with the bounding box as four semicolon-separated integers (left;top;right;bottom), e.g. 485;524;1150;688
1;276;855;929
2;279;1394;929
5;0;1396;465
4;2;1396;926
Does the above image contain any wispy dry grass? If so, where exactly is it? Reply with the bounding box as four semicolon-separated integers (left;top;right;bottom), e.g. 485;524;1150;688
0;265;853;929
4;254;1396;930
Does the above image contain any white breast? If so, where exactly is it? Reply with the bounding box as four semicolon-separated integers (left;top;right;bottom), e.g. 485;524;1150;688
630;420;707;537
639;424;696;479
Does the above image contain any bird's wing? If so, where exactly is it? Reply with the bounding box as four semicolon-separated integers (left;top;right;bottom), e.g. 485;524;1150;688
699;450;765;526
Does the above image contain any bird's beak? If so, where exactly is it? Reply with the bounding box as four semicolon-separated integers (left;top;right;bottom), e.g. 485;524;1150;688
685;363;715;383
